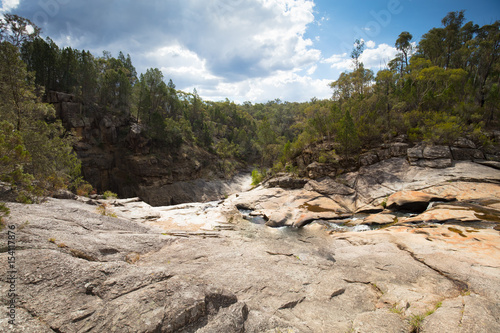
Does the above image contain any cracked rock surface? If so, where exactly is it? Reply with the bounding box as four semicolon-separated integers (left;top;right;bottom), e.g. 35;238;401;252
1;159;499;332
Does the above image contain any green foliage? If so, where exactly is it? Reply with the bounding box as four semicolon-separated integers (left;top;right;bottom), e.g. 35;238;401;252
103;191;118;199
96;203;117;218
409;314;425;332
251;169;264;186
0;202;9;229
337;110;360;157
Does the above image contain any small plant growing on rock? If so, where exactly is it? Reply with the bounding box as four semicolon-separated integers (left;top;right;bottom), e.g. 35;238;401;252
96;203;117;218
409;314;425;333
103;190;118;199
48;238;56;243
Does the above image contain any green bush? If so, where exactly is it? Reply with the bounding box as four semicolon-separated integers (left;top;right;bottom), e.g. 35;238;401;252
251;169;264;186
103;190;118;199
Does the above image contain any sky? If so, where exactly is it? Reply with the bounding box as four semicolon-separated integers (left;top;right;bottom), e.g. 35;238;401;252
1;0;499;103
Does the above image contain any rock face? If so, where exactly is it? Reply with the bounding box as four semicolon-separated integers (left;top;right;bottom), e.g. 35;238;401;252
386;191;453;213
48;92;248;206
2;154;500;332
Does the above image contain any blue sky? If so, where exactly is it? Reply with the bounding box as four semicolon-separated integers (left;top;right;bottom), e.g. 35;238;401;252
1;0;499;103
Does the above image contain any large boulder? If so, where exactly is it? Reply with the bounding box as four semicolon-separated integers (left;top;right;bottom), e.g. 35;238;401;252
451;147;485;161
386;190;454;213
266;175;308;189
423;145;452;159
304;177;355;196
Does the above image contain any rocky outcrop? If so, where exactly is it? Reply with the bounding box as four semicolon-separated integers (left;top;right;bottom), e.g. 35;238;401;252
2;153;500;332
47;92;247;206
385;190;454;213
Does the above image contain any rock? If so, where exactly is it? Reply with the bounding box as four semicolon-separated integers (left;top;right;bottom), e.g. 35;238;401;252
403;207;484;224
359;152;379;167
266;175;308;189
352;310;409;333
476;160;500;170
417;158;453;169
376;148;392;161
389;143;409;157
422;295;500;333
197;302;249;333
423;145;452;159
306;162;336;179
453;137;476;149
386;191;453;213
52;189;77;200
265;211;290;227
304;177;355;196
407;145;424;161
451;147;485;161
362;213;397;225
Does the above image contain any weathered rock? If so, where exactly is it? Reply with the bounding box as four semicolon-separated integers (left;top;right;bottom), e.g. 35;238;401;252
266;175;308;189
423;145;452;159
352;310;409;333
476;160;500;170
304;177;355;196
386;190;453;213
403;206;484;224
417;158;453;168
306;161;336;179
52;189;78;200
453;137;476;149
376;148;392;161
362;213;397;225
359;152;379;166
407;145;424;161
265;211;290;227
389;142;410;157
451;147;485;161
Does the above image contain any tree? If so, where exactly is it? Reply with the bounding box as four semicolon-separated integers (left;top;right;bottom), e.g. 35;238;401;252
337;110;360;158
395;31;413;73
0;14;40;47
351;39;365;70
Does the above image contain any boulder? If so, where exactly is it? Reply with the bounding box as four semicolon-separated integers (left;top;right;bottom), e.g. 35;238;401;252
52;190;77;200
267;175;308;189
407;145;424;161
359;152;379;167
306;162;336;179
386;191;453;213
403;207;484;224
423;145;452;159
389;143;409;157
453;137;476;149
304;177;355;196
362;213;397;225
451;147;485;161
376;148;392;161
417;158;453;169
265;211;290;227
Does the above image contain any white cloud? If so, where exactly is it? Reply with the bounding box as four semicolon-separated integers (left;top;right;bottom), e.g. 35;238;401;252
199;71;332;103
323;52;351;70
13;0;328;102
360;43;398;70
0;0;19;14
323;42;398;72
365;40;376;49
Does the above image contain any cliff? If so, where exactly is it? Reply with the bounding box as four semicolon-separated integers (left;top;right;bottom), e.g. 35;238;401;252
48;91;242;206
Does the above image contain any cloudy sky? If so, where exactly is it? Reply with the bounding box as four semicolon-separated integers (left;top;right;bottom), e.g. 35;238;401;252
2;0;499;103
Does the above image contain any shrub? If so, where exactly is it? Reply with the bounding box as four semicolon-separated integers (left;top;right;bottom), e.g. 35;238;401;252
251;169;264;186
0;202;9;230
103;191;118;199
